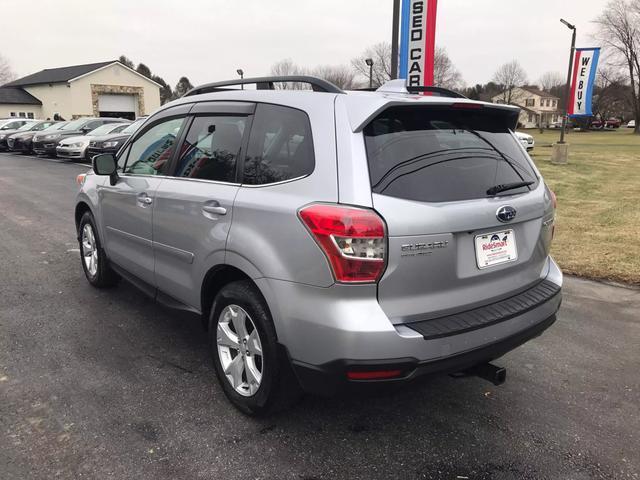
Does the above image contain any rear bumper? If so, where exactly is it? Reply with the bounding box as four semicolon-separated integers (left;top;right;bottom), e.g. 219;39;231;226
292;313;557;396
259;256;562;396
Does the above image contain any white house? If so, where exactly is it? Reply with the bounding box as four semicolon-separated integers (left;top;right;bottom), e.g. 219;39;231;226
492;86;560;128
0;60;161;120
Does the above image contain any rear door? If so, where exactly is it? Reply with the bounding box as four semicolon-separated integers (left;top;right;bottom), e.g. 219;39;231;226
98;106;189;285
363;104;554;322
151;102;253;309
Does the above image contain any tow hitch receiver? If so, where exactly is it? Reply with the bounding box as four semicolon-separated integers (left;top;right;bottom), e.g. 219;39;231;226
452;363;507;386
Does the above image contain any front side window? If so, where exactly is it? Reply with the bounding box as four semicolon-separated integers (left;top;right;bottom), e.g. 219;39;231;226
175;116;246;182
243;104;314;185
124;117;185;176
363;106;538;203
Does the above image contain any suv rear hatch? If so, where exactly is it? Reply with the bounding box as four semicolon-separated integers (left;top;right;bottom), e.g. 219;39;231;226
362;103;554;323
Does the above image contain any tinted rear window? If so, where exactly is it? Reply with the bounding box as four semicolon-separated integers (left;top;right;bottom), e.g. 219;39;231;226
364;106;538;203
242;103;314;185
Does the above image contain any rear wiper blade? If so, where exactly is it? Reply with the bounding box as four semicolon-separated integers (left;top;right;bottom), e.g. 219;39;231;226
487;181;534;196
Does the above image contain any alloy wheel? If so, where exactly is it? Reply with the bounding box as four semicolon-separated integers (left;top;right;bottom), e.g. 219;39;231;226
81;224;99;277
216;305;263;397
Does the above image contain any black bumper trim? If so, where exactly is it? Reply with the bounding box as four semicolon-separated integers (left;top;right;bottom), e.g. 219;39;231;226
291;313;558;396
406;280;561;340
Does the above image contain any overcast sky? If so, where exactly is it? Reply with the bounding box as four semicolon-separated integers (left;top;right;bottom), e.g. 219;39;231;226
1;0;606;88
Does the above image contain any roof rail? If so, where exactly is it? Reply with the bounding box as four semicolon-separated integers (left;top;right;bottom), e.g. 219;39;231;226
376;79;467;98
184;76;345;97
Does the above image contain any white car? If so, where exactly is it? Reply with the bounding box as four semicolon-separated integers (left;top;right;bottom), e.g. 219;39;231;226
515;131;535;151
626;120;636;128
56;122;130;160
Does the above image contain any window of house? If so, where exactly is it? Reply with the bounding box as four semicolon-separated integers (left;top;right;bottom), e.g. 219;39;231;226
10;112;16;117
18;112;26;118
243;104;315;185
174;115;247;182
553;100;557;108
27;112;34;119
528;113;534;123
525;99;535;107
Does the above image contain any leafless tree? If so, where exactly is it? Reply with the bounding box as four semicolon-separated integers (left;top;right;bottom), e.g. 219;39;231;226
270;59;308;89
0;53;16;85
351;42;393;88
593;66;634;122
434;47;464;90
492;60;528;104
594;0;640;133
310;65;356;90
538;71;564;92
351;42;464;90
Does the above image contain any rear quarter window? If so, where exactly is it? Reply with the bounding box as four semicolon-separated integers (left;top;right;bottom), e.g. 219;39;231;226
364;106;538;203
242;103;314;185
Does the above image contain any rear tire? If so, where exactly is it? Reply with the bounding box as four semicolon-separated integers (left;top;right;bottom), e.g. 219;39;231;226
209;280;302;416
78;211;119;288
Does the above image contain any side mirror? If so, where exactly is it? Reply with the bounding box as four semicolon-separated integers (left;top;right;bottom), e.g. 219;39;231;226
93;153;118;185
81;127;92;134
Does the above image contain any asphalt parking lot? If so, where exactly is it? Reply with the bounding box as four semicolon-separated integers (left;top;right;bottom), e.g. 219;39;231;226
0;152;638;480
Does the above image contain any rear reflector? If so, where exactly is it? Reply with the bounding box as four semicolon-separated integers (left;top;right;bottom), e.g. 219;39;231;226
347;370;403;380
76;173;87;186
298;203;387;283
549;188;557;209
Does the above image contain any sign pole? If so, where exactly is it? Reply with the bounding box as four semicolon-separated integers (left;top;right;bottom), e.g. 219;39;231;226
391;0;400;79
559;20;576;144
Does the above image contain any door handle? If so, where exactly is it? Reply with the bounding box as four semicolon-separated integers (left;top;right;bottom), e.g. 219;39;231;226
137;193;153;207
202;201;227;216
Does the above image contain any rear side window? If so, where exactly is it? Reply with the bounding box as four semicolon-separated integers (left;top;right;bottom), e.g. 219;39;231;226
364;106;538;203
243;104;314;185
175;115;247;182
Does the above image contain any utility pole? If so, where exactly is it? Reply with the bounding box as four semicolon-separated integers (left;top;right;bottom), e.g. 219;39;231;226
391;0;400;79
552;18;576;164
237;69;244;90
559;19;576;144
365;58;374;89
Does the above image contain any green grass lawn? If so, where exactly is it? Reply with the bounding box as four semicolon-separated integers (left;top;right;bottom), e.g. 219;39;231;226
527;128;640;285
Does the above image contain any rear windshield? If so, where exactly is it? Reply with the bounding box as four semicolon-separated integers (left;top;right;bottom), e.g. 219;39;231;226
363;106;538;203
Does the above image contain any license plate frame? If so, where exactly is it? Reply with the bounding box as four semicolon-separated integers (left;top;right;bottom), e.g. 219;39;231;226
475;229;517;269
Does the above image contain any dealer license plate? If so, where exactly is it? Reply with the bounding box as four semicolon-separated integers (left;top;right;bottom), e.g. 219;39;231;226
475;229;517;269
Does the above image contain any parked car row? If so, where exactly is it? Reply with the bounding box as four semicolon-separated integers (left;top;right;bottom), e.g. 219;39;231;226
0;116;146;160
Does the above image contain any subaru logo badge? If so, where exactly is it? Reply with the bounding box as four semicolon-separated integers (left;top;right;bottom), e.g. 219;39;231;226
496;205;517;223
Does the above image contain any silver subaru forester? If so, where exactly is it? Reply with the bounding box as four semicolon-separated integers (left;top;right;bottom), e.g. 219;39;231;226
75;76;562;415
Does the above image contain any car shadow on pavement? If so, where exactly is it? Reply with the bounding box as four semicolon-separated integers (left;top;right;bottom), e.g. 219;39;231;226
82;280;582;479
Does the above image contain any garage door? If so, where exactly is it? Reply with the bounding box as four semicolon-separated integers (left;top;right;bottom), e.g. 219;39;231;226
98;94;136;120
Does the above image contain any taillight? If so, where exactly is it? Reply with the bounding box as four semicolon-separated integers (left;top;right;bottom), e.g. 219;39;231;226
298;203;387;283
76;173;87;186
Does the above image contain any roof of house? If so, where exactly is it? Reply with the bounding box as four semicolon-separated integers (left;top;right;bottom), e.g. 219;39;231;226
0;87;43;105
2;60;117;87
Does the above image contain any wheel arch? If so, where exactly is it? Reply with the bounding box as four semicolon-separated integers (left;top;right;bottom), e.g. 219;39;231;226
200;265;273;332
75;201;93;232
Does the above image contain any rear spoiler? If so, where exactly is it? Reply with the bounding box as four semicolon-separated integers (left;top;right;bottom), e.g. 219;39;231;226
348;98;521;133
